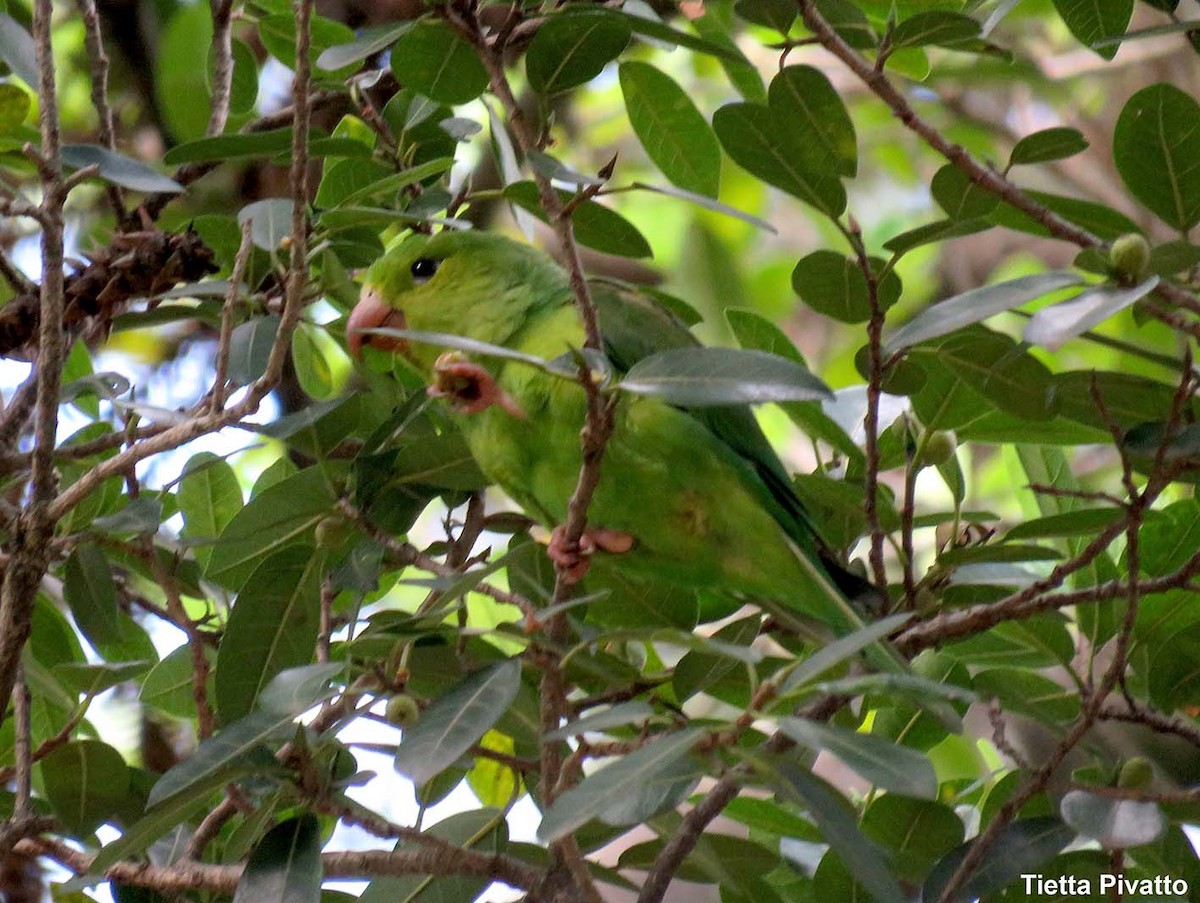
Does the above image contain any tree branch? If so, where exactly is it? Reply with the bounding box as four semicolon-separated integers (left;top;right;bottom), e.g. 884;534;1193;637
0;0;68;730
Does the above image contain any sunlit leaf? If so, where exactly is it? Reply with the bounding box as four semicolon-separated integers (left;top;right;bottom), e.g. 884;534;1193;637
883;272;1082;352
1023;276;1159;350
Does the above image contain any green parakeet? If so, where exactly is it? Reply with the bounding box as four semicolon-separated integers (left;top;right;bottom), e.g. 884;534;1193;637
348;230;881;635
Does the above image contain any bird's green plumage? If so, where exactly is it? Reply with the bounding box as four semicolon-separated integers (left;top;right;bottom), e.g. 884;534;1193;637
359;231;879;633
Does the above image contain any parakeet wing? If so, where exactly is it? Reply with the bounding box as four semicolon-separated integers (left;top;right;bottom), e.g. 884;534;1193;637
591;279;823;555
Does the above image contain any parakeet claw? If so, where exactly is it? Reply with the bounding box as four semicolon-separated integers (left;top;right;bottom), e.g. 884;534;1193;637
430;352;526;419
547;525;636;584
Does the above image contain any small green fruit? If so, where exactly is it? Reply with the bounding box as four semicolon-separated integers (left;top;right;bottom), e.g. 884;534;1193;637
385;694;420;728
314;515;350;548
918;430;957;468
1109;233;1151;283
1117;757;1154;791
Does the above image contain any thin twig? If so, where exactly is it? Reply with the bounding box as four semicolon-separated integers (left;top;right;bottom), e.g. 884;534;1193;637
74;0;125;219
845;219;889;592
211;221;254;411
206;0;237;138
12;665;32;814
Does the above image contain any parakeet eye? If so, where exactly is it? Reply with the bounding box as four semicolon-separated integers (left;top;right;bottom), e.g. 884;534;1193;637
410;258;439;284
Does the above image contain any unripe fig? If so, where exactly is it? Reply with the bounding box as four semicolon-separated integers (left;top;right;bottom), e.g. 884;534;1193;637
1109;233;1151;283
385;694;420;728
917;430;957;468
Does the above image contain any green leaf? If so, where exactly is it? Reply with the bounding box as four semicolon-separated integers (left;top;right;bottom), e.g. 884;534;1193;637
164;129;293;165
537;728;703;842
735;0;795;32
1060;790;1166;849
861;796;964;881
1023;276;1159;350
783;613;911;691
40;740;130;834
226;38;259;115
392;19;488;105
692;5;767;102
147;708;293;807
630;181;776;232
205;466;339;589
882;271;1082;353
792;250;901;323
257;663;345;717
890;11;981;48
1149;239;1200;276
713;102;847;217
974;668;1078;724
393;659;522;787
92;496;163;535
227;316;281;385
140;645;215;719
526;150;605;187
619;347;832;406
232;814;322;903
0;12;37;88
317;22;412;71
291;323;335;399
544;702;657;741
238;199;293;252
883;217;993;256
313;157;392;209
527;9;631;94
1009;127;1090;167
812;0;877;48
619;62;721;197
503;182;652;258
1114;83;1200;231
993;190;1140;241
1005;507;1124;540
258;13;356;76
769;760;905;903
358;810;507;903
179;452;244;571
0;83;30;133
61;145;182;193
768;65;857;177
918;328;1057;421
89;769;237;873
334;157;454;207
215;546;323;724
924;817;1075;900
931;164;999;219
1052;0;1133;58
63;543;122;649
53;660;151;697
614;8;747;62
776;717;938;799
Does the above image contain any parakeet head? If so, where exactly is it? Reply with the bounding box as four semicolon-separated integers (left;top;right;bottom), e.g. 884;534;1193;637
347;231;568;370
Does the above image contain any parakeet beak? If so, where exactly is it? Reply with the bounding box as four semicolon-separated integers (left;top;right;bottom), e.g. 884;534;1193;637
347;286;408;358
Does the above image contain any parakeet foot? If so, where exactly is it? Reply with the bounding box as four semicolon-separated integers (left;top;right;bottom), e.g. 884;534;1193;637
547;526;636;584
429;352;526;418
